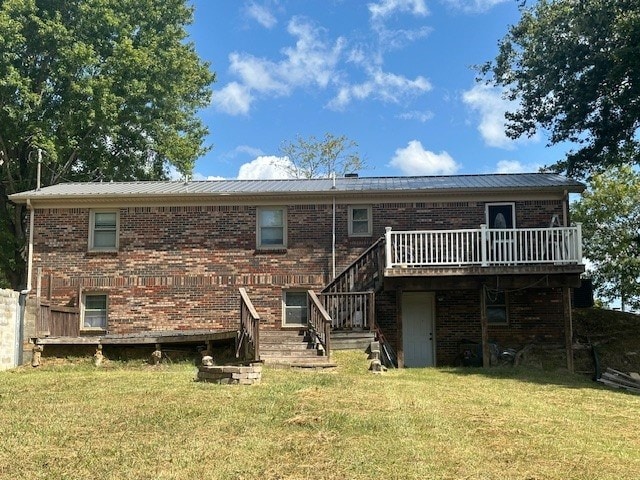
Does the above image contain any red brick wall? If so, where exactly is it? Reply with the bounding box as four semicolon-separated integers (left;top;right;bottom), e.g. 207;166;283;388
32;198;566;335
433;287;566;365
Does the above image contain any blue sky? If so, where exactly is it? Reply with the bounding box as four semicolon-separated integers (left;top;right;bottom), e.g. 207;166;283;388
186;0;570;180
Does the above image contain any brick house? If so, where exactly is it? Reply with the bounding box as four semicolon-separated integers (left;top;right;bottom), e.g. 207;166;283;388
10;173;585;367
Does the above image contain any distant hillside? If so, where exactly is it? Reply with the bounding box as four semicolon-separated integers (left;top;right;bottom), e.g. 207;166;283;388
573;308;640;374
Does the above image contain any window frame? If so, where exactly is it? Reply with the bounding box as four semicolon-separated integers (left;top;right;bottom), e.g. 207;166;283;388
256;206;287;249
485;289;509;325
88;209;120;252
282;290;308;327
348;205;373;237
81;293;108;331
485;202;516;229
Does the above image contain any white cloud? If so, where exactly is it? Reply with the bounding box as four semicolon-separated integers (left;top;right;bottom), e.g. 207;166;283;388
237;156;296;179
229;52;289;95
281;18;345;89
397;110;434;122
233;145;264;158
213;82;253;115
462;84;538;149
215;17;344;115
328;67;431;110
443;0;510;14
495;160;542;174
368;0;429;19
244;3;277;29
192;173;226;181
389;140;459;175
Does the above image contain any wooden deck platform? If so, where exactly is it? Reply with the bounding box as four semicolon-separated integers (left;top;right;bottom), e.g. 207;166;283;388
34;329;238;346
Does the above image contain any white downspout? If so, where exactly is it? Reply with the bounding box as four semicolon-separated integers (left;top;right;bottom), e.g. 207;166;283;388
331;173;336;279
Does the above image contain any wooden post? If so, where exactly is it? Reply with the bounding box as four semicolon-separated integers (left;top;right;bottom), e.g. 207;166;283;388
480;287;490;368
563;287;574;373
396;289;404;368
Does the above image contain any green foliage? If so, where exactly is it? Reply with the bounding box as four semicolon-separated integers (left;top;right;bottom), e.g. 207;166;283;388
482;0;640;178
0;0;215;289
572;166;640;311
279;133;365;178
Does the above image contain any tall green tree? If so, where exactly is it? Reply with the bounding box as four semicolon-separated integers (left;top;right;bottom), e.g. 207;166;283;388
572;166;640;311
279;133;365;179
1;0;215;289
481;0;640;178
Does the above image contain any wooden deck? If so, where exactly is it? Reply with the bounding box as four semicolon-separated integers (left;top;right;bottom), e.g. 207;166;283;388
34;329;238;346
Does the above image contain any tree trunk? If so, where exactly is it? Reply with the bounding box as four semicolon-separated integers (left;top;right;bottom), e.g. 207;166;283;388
0;189;27;290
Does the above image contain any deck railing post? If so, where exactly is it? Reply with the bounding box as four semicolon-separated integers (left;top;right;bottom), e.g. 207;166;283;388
480;224;488;267
385;227;392;269
576;223;583;263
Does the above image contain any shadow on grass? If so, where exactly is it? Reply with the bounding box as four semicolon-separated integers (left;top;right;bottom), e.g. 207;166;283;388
433;365;640;396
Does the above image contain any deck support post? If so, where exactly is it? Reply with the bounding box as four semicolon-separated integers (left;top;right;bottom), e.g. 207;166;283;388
563;287;574;373
396;289;404;368
480;286;490;368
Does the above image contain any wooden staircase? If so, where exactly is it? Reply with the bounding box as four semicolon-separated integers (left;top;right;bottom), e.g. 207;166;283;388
259;329;334;366
248;238;386;366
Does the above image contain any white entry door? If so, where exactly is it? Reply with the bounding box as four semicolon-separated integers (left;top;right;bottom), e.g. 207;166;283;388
402;292;435;367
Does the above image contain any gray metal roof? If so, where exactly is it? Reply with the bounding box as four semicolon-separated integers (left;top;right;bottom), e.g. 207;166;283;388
9;173;585;202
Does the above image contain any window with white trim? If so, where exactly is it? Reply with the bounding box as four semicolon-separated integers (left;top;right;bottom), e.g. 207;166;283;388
257;207;286;248
89;210;119;251
82;293;108;330
283;291;308;326
348;205;372;237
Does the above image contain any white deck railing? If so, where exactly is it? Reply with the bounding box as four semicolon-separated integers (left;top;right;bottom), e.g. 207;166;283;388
385;224;582;269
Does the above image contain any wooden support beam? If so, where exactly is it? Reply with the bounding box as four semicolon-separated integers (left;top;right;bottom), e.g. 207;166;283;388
563;286;574;373
480;287;490;368
396;291;403;368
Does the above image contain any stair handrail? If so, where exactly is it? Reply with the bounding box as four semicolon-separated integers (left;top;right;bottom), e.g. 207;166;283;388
307;290;332;358
322;235;386;294
238;287;260;361
320;290;375;331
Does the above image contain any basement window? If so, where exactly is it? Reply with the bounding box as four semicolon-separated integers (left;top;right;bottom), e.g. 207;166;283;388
486;289;508;324
283;291;308;326
82;293;108;330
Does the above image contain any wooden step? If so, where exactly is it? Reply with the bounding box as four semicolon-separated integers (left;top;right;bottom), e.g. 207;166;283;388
258;328;329;366
331;331;375;351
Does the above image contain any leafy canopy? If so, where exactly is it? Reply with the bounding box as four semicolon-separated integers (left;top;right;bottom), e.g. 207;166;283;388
0;0;215;288
481;0;640;178
572;166;640;311
279;133;365;179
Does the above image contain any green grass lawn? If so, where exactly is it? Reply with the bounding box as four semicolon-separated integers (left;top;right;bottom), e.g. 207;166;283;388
1;351;638;480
